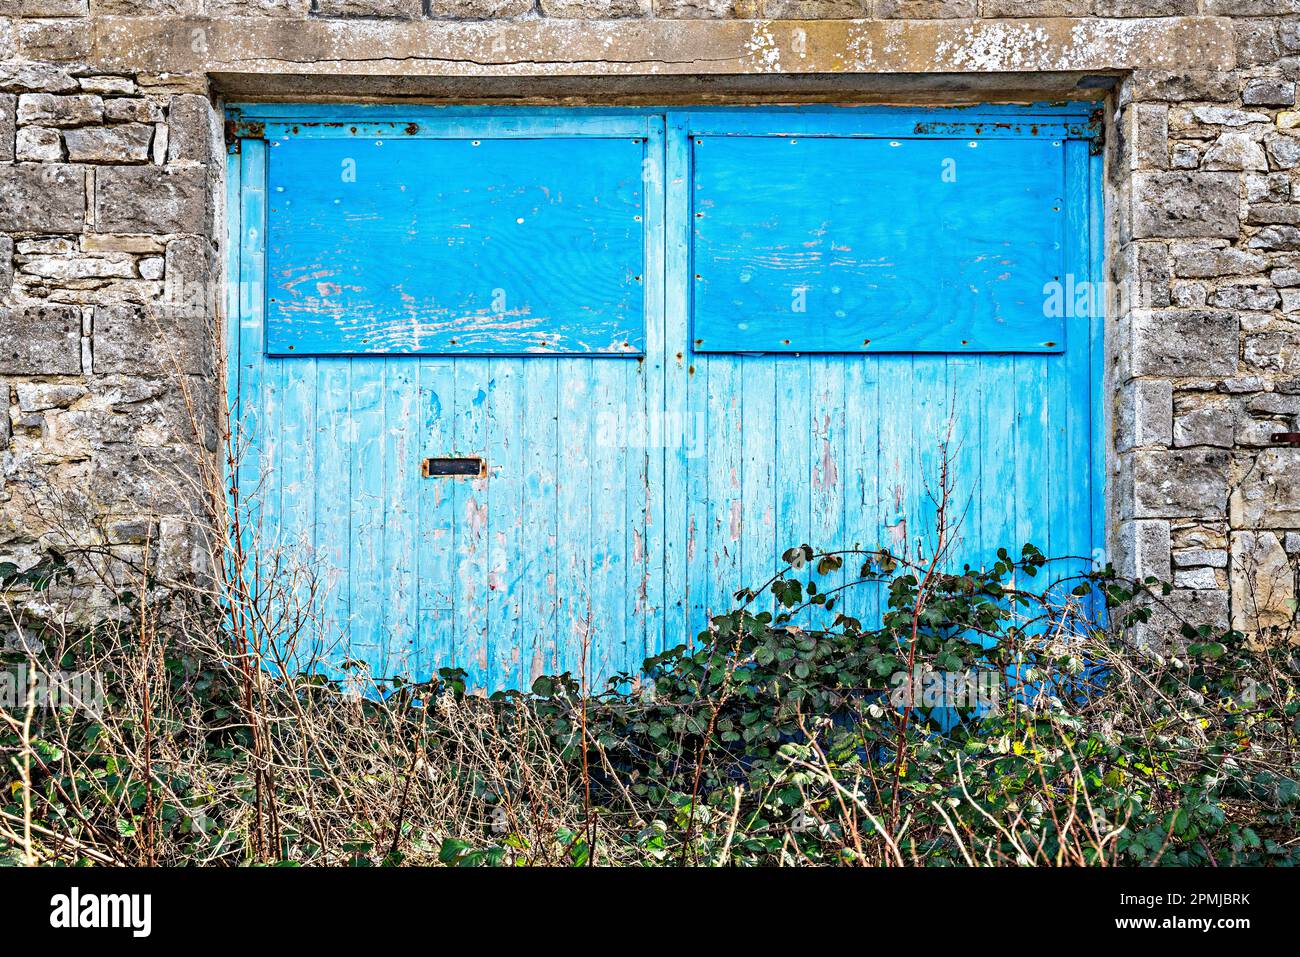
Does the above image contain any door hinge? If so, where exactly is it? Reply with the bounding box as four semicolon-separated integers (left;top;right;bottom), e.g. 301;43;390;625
224;118;266;155
1088;107;1105;156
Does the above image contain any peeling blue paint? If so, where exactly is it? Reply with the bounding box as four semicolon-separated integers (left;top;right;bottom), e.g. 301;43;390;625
228;104;1106;692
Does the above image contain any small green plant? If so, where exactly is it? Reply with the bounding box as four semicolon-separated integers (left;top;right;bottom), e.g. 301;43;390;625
3;531;1296;867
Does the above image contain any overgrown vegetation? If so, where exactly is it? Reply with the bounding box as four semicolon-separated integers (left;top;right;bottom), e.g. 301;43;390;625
3;521;1298;866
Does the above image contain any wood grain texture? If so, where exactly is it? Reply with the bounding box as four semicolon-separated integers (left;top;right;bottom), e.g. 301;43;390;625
266;134;649;356
230;105;1103;691
691;135;1066;354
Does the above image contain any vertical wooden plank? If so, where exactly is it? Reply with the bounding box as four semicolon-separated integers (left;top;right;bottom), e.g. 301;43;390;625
979;355;1018;571
636;115;667;674
348;358;386;685
453;359;490;690
417;357;456;677
1060;139;1098;595
741;355;777;615
556;357;593;684
278;353;317;671
775;358;811;625
235;142;267;540
843;355;880;625
663;115;693;651
944;354;981;571
589;357;626;683
876;355;913;568
705;354;742;621
910;355;947;569
272;128;314;670
1088;145;1108;575
224;144;242;465
382;358;419;678
224;141;245;654
314;359;352;674
486;358;524;689
623;355;651;679
520;358;558;686
809;357;846;623
1014;356;1050;567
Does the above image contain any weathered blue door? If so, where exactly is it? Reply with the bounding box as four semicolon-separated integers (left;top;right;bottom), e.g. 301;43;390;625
227;104;1104;691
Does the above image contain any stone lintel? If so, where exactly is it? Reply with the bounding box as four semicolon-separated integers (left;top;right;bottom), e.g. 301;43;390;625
88;16;1235;81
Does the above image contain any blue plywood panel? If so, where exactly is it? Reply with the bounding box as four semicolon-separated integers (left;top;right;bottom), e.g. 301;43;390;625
265;134;649;356
691;135;1066;353
229;104;1104;693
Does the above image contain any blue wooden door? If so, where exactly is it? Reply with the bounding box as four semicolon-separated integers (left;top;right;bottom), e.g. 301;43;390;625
227;104;1104;691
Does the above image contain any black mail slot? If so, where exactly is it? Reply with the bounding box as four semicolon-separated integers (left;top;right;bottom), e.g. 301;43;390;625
422;457;486;478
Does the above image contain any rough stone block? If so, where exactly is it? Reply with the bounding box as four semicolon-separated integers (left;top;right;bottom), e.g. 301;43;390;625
1175;567;1220;589
1118;378;1173;450
1170;240;1265;277
1202;131;1267;171
540;0;648;13
1243;77;1296;106
1131;171;1240;239
1119;241;1171;310
14;125;61;161
104;98;163;124
1173;406;1235;448
92;0;197;11
1132;588;1230;652
1126;448;1230;519
1236;20;1283;69
314;0;420;14
426;0;534;12
79;76;136;95
1230;530;1296;632
1129;309;1239;377
1265;131;1300;169
0;304;82;374
653;0;757;15
0;63;77;93
89;444;202;516
1123;102;1169;171
1118;517;1171;581
165;94;214;165
94;301;211;376
0;0;88;12
0;163;84;233
1247;203;1300;225
1231;448;1300;526
1170;143;1199;169
163;235;212;308
1096;0;1195;13
16;92;102;127
15;382;85;412
95;166;207;235
875;0;975;13
65;123;153;163
0;93;13;162
208;0;311;14
1174;547;1229;568
140;256;164;280
1207;280;1280;310
17;18;91;61
1246;392;1300;415
1249;225;1300;250
1244;331;1300;374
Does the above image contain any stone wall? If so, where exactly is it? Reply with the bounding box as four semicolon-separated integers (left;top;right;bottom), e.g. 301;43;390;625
0;48;221;598
0;1;1298;637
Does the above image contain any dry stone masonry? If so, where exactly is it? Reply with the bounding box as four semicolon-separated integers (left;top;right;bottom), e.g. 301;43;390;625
0;1;1298;639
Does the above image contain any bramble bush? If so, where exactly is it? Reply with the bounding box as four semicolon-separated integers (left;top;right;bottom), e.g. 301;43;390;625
3;535;1298;867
